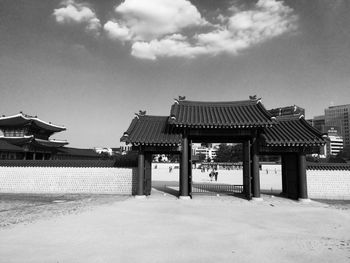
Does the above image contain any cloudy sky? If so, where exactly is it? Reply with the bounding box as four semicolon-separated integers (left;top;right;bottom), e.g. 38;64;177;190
1;0;350;148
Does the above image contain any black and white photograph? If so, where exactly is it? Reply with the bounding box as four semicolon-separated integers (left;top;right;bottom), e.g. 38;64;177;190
0;0;350;262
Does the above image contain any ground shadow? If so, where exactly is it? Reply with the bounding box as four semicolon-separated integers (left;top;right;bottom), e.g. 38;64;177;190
152;181;179;197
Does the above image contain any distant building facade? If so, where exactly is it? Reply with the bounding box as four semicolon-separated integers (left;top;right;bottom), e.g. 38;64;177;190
192;143;219;161
310;115;326;133
269;105;305;117
94;147;113;156
325;104;350;146
324;126;344;156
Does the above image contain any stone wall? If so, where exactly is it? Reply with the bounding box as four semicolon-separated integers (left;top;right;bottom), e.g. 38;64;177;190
307;169;350;200
0;167;137;194
1;164;350;199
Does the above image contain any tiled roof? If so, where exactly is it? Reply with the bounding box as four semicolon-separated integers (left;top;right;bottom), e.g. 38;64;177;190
307;162;350;171
57;147;100;157
121;115;182;146
169;99;273;128
0;136;32;145
0;113;66;132
0;140;24;152
262;116;325;146
0;137;68;148
0;159;115;167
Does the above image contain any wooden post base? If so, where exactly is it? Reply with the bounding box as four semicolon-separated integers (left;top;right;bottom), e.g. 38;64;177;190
179;196;191;200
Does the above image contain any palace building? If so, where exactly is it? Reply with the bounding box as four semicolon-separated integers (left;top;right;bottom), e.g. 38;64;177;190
121;97;325;201
0;112;99;160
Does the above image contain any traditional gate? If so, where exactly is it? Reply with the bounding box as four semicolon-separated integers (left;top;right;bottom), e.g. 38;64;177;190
121;97;325;201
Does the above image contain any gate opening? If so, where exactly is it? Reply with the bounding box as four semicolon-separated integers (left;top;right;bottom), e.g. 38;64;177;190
191;143;244;197
150;153;181;197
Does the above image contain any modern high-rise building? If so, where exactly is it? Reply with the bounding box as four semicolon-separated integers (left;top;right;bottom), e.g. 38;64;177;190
310;115;326;133
325;104;350;146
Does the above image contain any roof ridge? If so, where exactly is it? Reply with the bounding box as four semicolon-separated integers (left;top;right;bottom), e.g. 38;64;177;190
174;99;258;106
274;115;302;121
136;115;170;121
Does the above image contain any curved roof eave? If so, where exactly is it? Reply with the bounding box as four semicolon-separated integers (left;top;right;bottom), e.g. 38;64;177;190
120;115;182;146
33;138;69;148
0;113;66;132
262;116;326;147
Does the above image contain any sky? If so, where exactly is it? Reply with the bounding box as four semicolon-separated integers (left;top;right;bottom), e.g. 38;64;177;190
0;0;350;148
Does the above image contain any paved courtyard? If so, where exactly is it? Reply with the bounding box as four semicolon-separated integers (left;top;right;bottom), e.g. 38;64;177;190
1;190;350;263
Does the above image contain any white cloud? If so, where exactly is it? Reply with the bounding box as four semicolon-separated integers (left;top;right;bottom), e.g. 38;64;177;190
53;0;101;36
228;0;298;41
53;0;298;60
196;29;249;55
131;34;207;60
195;0;298;56
113;0;297;59
103;21;132;42
112;0;207;41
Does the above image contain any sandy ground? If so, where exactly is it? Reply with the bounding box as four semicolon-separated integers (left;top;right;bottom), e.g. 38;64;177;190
0;194;128;229
0;169;349;262
1;190;350;262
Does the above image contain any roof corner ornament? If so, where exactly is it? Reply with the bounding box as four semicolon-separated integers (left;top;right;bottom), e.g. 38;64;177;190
123;132;129;137
135;110;146;119
299;114;304;119
174;96;186;104
294;105;297;112
271;116;277;121
170;115;176;120
249;95;257;100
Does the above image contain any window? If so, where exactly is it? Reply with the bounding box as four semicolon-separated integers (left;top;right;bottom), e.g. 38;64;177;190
3;129;25;137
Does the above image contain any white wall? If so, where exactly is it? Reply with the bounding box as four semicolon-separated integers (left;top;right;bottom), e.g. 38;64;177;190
0;167;137;194
1;164;350;200
307;169;350;200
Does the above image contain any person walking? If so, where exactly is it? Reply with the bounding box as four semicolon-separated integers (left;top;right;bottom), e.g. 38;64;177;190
209;170;215;181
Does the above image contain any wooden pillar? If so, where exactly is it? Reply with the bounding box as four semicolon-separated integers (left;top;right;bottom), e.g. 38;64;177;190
187;140;192;197
281;155;287;195
243;140;251;200
180;132;189;198
144;153;152;196
137;150;145;197
251;136;261;199
298;153;308;200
